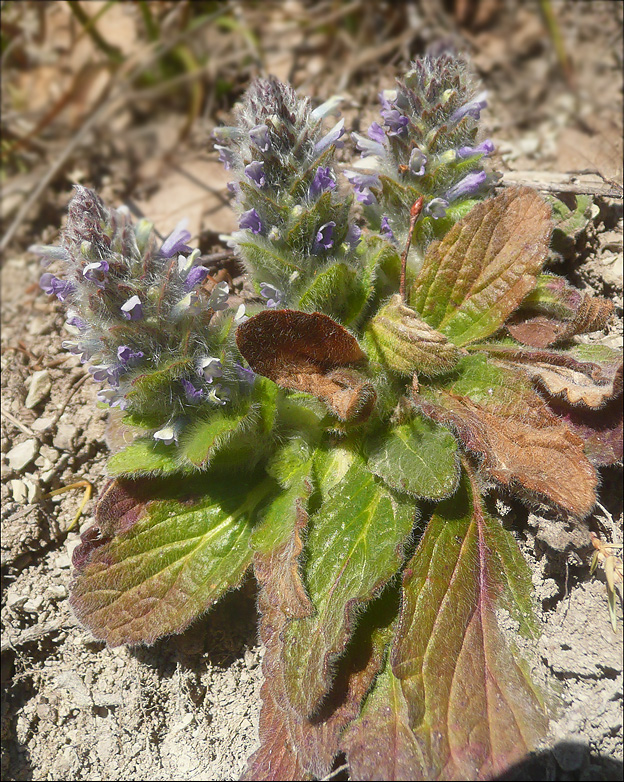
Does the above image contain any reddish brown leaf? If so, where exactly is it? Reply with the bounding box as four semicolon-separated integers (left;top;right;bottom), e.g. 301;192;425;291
507;288;614;348
245;504;388;781
236;309;375;421
478;344;623;409
415;390;598;518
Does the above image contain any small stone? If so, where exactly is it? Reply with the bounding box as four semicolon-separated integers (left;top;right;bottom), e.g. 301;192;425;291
600;252;623;290
45;584;68;600
10;478;40;503
23;595;44;613
31;416;55;432
25;370;52;409
27;316;53;336
7;439;39;471
53;424;76;451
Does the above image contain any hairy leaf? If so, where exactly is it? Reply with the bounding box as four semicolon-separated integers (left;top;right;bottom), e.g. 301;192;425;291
246;508;395;780
107;437;190;477
70;475;272;645
296;262;358;321
476;342;623;409
366;294;463;376
179;405;253;468
410;187;551;346
506;274;614;347
416;387;598;518
281;455;415;716
341;657;428;781
390;470;549;780
236;309;376;421
367;416;460;499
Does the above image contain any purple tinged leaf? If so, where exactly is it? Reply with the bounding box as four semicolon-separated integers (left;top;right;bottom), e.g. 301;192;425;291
411;187;552;346
69;477;264;646
390;470;549;780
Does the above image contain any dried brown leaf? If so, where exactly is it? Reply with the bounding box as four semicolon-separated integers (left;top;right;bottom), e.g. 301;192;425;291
236;309;375;421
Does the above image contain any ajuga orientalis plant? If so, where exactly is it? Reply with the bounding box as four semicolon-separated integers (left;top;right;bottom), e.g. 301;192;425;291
33;54;622;781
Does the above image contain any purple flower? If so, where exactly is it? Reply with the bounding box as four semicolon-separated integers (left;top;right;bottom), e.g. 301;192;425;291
380;216;395;241
345;223;362;250
352;132;386;158
82;260;109;286
153;423;181;445
381;109;408;136
121;295;143;320
446;170;487;202
89;364;121;386
215;144;234;169
239;208;263;234
39;273;75;302
235;362;256;384
260;283;283;308
310;95;344;121
181;378;205;403
245;161;266;188
249;124;271;152
368;122;387;145
161;220;192;258
378;89;397;111
314;221;336;252
198;356;222;383
184;265;210;292
449;91;488;124
408;148;427;176
457;139;495;159
97;387;126;408
117;345;144;366
309;166;336;199
425;198;449;219
343;170;380;205
207;281;229;311
66;309;87;330
314;118;345;155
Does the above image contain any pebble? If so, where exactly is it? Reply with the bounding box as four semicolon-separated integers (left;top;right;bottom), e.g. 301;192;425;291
31;416;56;432
27;315;53;336
53;424;76;451
7;439;39;471
10;478;41;503
23;595;44;613
24;370;52;409
600;252;623;290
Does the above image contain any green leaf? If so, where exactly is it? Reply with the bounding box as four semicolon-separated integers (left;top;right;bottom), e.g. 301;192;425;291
345;234;402;325
107;437;191;477
410;187;552;346
70;474;273;646
390;469;550;779
367;416;460;499
282;455;415;716
179;405;252;468
296;262;358;321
